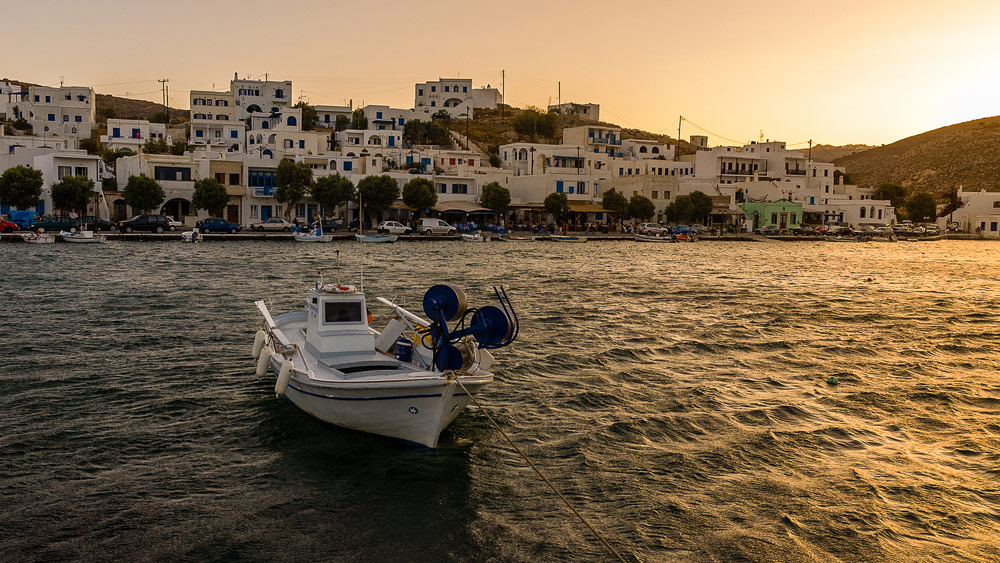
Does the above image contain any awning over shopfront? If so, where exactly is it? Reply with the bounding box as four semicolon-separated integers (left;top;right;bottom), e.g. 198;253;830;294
432;201;493;214
567;202;612;214
390;201;417;211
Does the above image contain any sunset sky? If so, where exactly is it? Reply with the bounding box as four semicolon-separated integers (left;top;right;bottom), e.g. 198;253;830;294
6;0;999;147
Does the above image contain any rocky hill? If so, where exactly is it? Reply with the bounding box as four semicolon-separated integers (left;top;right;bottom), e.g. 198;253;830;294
834;116;1000;196
794;143;873;163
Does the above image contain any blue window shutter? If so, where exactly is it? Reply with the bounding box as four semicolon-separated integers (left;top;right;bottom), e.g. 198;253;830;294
556;181;564;193
231;130;238;138
299;140;304;148
112;128;120;137
344;162;352;171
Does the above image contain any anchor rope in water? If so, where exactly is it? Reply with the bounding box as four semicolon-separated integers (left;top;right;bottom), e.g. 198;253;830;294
447;373;634;563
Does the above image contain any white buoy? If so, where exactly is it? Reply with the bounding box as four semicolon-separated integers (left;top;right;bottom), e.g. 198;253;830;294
252;329;266;360
275;358;293;397
256;347;273;377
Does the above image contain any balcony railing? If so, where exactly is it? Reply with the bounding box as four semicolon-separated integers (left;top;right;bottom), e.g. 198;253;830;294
785;169;806;176
253;187;276;197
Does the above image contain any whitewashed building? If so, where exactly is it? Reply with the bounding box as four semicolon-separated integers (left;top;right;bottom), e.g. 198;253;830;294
101;119;166;154
232;77;292;120
2;84;95;138
547;102;600;122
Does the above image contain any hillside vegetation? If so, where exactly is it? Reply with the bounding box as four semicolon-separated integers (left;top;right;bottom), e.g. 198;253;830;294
793;144;873;163
834;116;1000;197
446;106;696;160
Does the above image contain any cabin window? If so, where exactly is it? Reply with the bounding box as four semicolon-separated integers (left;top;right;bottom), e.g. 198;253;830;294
324;301;363;323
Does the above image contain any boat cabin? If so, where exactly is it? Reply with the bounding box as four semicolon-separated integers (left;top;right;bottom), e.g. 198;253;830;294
304;285;393;370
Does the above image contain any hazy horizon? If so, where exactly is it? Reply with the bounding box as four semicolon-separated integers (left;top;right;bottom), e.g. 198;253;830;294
6;0;998;148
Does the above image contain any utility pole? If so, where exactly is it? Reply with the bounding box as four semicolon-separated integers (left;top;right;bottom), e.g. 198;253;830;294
676;115;682;161
808;139;813;162
558;81;561;110
465;111;470;150
501;70;505;122
158;79;169;122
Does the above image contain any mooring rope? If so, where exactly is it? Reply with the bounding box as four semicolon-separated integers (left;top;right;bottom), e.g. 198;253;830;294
448;374;633;563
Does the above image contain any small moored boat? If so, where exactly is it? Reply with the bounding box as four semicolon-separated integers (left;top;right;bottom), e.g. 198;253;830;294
462;232;490;242
551;235;587;243
20;232;56;244
355;233;397;243
59;230;106;243
634;234;675;243
252;261;519;447
181;229;201;243
294;228;334;243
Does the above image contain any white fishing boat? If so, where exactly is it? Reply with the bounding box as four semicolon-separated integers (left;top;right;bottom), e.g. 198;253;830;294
20;232;56;244
181;229;202;243
294;228;334;243
634;234;675;243
252;255;519;447
500;235;537;242
59;230;106;244
355;233;397;243
462;232;491;242
551;235;587;243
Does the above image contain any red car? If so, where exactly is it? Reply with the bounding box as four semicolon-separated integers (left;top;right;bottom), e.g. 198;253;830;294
0;219;17;233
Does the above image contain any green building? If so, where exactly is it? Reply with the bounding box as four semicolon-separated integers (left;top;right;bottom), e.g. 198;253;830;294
741;201;803;232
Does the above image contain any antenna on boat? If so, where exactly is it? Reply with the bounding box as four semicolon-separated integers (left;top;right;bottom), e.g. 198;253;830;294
335;248;342;287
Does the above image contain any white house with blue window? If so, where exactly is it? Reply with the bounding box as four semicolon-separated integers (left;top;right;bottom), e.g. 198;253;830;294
190;90;245;151
3;85;95;138
362;105;423;131
563;125;624;157
315;104;352;128
943;188;1000;235
336;129;403;154
231;77;293;121
101;119;166;154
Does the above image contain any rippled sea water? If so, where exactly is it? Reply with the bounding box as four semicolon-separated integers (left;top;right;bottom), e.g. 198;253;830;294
2;239;1000;562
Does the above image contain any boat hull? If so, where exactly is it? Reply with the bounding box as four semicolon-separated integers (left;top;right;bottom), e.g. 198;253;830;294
634;234;675;242
356;234;398;243
294;233;334;242
551;236;587;243
270;356;487;447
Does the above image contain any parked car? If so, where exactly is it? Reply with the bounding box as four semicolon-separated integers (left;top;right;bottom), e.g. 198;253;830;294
757;225;780;235
638;222;667;236
418;217;457;235
0;218;18;233
320;218;343;232
167;218;184;230
689;224;707;233
251;217;294;232
119;214;175;233
29;216;81;233
196;217;241;234
78;215;118;231
377;221;412;235
924;225;941;236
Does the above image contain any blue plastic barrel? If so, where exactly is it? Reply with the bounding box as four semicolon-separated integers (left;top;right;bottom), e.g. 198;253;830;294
395;338;413;362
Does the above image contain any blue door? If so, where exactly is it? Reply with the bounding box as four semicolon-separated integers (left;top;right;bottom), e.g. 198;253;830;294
306;204;317;220
388;136;395;147
261;205;273;221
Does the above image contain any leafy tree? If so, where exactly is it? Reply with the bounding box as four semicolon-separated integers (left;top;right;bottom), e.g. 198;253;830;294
665;195;693;223
101;149;129;168
51;175;94;217
403;120;453;148
480;182;511;215
3;125;12;136
12;117;32;131
335;114;350;132
350;108;368;130
275;159;314;220
169;140;188;156
150;111;170;124
833;170;852;185
79;137;101;155
102;176;118;192
144;137;169;154
602;188;627;216
293;101;317;131
628;194;656;221
513;109;557;142
0;165;43;209
192;178;230;217
402;178;437;216
873;182;906;210
432;110;451;121
311;174;355;217
906;192;937;223
602;188;627;230
356;175;400;221
122;175;166;214
97;106;117;120
688;190;714;224
544;192;570;222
